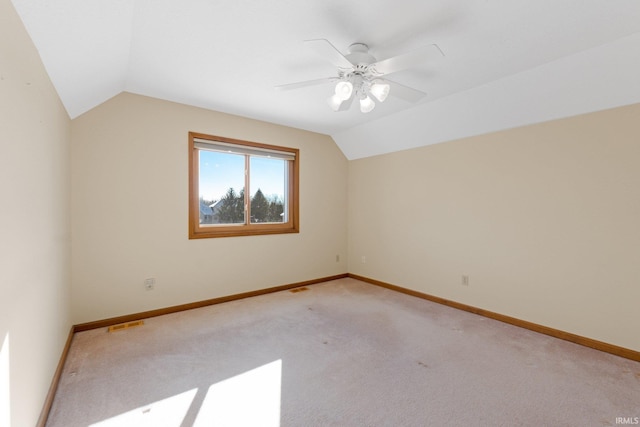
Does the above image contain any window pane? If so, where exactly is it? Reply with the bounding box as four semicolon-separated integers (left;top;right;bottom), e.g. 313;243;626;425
189;132;298;239
250;157;286;223
199;151;245;225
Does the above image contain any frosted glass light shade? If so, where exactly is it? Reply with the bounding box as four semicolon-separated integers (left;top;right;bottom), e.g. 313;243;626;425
334;81;353;101
360;96;375;113
327;94;343;111
370;82;390;102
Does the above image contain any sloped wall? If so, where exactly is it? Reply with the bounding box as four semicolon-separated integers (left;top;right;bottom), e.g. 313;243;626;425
0;0;71;425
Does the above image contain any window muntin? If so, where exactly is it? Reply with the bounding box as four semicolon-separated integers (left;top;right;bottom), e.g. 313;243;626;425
199;150;245;225
189;132;299;238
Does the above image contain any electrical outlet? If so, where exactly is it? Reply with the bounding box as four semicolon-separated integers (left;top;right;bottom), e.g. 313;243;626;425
361;256;366;264
144;278;155;290
461;275;469;286
336;254;340;262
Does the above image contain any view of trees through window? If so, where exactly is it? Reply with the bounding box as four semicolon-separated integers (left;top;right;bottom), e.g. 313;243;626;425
200;187;284;224
190;132;298;239
198;149;287;225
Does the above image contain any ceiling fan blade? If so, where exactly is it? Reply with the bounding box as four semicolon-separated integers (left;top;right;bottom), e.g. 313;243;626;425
304;39;354;69
383;79;427;103
337;93;355;112
371;44;444;76
275;77;338;91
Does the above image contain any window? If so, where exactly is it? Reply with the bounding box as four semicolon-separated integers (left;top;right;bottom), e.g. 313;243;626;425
189;132;299;238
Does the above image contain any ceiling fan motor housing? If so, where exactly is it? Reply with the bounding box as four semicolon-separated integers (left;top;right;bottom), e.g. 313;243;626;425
342;43;381;99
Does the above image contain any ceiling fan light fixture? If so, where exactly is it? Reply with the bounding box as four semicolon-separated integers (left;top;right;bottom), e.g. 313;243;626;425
277;38;442;114
327;94;343;111
360;95;375;113
335;81;353;101
370;81;390;103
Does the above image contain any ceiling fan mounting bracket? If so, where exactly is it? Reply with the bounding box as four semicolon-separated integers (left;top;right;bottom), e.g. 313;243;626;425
348;42;369;53
346;42;376;67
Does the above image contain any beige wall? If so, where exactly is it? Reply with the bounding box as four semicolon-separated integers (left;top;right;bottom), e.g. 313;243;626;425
348;103;640;352
0;0;72;425
3;2;639;422
70;93;348;324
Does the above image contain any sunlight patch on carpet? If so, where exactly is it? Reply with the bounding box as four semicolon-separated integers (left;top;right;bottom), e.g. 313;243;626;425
194;359;282;427
89;388;197;427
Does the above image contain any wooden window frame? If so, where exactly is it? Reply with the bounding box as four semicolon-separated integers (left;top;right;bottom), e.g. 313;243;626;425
189;132;299;239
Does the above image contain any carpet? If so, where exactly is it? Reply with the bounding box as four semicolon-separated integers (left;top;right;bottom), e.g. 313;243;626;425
46;278;640;426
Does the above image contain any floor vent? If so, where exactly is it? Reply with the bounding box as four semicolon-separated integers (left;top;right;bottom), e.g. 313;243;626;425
289;287;309;293
108;320;144;332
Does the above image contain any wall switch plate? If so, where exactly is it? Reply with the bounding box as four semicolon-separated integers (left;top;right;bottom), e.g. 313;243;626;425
144;278;155;290
462;275;469;286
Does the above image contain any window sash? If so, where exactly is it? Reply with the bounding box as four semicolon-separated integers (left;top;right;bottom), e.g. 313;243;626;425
189;132;299;239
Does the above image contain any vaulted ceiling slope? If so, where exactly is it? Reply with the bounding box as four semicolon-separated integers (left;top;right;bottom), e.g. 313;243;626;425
11;0;640;159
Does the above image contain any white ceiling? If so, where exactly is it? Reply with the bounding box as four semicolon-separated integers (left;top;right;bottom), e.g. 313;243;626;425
11;0;640;159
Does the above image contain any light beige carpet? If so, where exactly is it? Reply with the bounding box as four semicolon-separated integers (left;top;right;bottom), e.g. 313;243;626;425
46;278;640;426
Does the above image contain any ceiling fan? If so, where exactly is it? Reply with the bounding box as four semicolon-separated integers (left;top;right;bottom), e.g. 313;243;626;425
276;39;444;113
